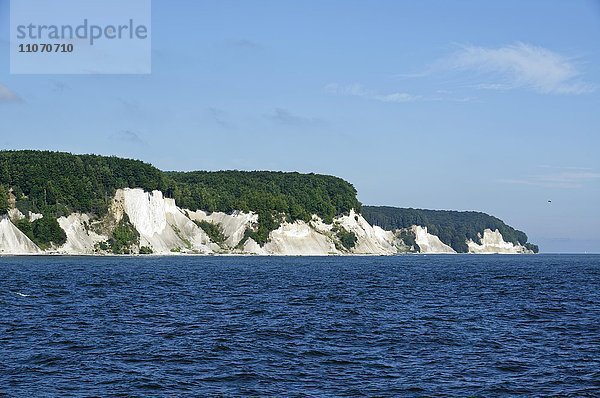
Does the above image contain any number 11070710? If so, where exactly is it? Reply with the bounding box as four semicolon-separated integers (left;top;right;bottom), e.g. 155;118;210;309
18;43;74;53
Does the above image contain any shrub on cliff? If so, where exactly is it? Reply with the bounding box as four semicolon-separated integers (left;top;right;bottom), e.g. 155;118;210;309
194;220;226;244
14;216;67;249
0;185;8;215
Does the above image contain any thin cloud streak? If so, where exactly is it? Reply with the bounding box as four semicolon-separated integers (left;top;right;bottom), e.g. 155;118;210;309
441;42;595;95
499;170;600;189
207;107;235;129
266;108;325;127
225;38;263;50
111;130;146;146
325;83;420;103
325;83;473;103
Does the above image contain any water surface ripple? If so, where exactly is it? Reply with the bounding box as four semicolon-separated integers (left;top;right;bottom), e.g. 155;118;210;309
1;255;599;397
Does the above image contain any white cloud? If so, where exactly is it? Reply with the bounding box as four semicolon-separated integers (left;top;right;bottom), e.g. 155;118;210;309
500;170;600;189
111;130;146;145
225;38;263;51
266;108;325;127
207;107;234;129
0;84;21;102
325;83;420;103
444;42;594;94
539;171;600;184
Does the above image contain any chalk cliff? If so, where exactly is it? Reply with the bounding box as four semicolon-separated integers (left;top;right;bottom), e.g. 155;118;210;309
0;188;534;256
57;213;107;254
467;229;532;254
413;226;456;254
114;188;215;254
0;216;42;254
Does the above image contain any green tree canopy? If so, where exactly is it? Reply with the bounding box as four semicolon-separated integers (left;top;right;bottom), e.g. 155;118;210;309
167;170;361;244
0;150;166;217
0;184;8;215
362;206;539;253
0;151;361;245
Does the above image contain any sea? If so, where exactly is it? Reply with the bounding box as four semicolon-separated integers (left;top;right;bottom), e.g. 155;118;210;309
1;254;599;397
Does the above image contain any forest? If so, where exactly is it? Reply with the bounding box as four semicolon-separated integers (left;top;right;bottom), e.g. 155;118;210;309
168;171;361;243
0;151;538;252
0;150;167;217
362;206;539;253
0;151;360;245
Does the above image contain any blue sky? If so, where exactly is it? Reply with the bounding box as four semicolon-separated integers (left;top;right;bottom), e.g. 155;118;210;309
1;0;599;252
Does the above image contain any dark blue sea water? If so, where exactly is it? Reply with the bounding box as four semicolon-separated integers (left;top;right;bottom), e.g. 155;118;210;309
1;255;599;397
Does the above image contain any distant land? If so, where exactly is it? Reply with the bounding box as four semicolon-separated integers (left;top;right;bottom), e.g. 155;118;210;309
0;150;538;255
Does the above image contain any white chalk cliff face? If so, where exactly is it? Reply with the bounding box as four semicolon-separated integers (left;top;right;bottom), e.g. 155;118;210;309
262;221;338;255
115;189;216;254
334;210;400;254
467;229;532;254
0;216;41;254
240;210;403;256
412;226;456;254
185;209;257;249
57;214;107;255
8;208;43;222
0;188;533;255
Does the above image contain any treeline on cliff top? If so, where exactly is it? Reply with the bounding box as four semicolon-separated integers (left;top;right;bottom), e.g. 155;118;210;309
362;206;539;253
0;151;538;251
0;151;360;240
0;151;166;216
166;170;361;244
